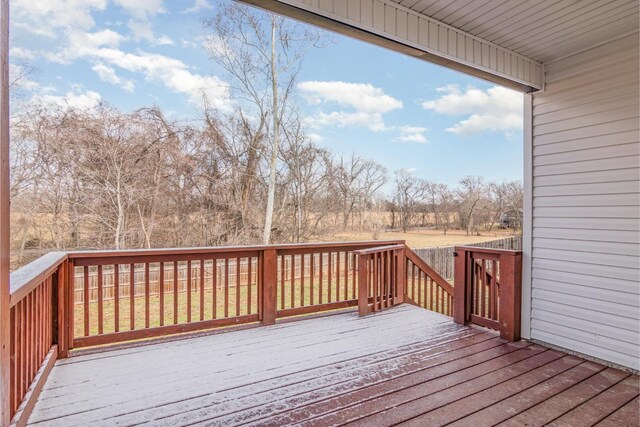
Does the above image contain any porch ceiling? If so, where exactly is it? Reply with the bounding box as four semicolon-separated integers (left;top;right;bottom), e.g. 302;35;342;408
240;0;639;92
390;0;639;63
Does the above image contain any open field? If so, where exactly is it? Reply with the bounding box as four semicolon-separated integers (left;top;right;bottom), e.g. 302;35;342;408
326;229;517;248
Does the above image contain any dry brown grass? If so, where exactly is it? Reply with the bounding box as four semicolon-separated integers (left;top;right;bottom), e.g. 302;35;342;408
325;229;516;248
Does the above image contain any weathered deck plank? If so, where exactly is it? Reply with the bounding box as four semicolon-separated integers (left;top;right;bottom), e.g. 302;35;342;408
26;304;639;426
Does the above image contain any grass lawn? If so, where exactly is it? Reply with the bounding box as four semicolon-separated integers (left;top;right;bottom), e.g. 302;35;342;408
75;279;360;337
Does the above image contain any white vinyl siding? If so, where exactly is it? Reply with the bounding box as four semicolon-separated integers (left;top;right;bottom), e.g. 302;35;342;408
530;33;640;370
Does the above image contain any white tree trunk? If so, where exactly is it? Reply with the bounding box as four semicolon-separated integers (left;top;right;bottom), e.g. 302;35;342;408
263;16;279;245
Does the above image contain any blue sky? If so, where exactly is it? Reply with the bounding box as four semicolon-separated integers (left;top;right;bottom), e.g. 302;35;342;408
10;0;524;188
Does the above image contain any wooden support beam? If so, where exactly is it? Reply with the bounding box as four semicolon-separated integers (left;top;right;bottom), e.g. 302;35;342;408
453;248;469;326
499;251;523;342
1;0;11;423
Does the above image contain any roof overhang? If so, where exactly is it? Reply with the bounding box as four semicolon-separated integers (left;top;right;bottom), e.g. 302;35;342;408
239;0;544;93
239;0;639;94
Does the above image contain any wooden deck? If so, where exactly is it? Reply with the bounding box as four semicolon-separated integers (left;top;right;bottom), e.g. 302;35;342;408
27;304;639;426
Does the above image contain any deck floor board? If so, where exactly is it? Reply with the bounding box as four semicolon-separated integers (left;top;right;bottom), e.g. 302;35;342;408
27;304;639;426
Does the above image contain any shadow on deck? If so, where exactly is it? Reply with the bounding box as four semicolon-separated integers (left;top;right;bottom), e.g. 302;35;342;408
27;304;639;426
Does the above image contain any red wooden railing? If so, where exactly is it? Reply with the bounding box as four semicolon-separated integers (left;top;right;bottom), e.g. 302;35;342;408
5;240;523;424
8;252;67;424
405;248;454;316
276;244;373;318
66;241;403;348
453;246;523;341
354;245;405;315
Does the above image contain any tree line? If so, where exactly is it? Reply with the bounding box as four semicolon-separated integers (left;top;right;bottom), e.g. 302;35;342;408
9;102;522;259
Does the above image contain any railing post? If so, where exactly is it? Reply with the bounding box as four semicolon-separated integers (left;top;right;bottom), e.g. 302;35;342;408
453;247;470;325
499;251;522;341
261;249;277;326
357;253;369;316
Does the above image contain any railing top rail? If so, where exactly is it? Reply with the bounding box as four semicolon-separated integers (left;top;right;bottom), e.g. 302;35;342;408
9;251;67;307
454;246;523;256
66;240;406;260
352;244;405;255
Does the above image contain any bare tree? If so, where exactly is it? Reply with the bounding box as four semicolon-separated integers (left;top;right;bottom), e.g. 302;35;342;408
203;2;322;244
457;176;487;236
393;169;426;233
333;153;387;231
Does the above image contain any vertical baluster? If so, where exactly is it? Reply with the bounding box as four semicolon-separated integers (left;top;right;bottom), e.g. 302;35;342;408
379;253;384;309
236;257;241;316
300;254;305;307
491;259;498;320
329;252;334;303
212;259;218;319
411;263;416;301
386;251;391;307
159;262;164;327
186;260;192;323
83;266;89;336
319;253;323;304
290;255;295;308
20;300;26;402
145;263;150;328
29;292;34;383
173;262;178;325
344;252;349;301
280;255;285;310
129;264;136;330
417;266;422;307
10;306;17;414
352;253;356;300
200;260;205;321
372;255;377;310
480;259;487;317
97;265;103;334
114;264;120;332
33;288;39;370
380;251;389;309
310;253;315;306
336;252;340;301
224;258;229;318
370;256;374;306
247;257;253;315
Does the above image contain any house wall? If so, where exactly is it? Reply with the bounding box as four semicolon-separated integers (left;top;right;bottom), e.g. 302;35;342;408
529;32;640;370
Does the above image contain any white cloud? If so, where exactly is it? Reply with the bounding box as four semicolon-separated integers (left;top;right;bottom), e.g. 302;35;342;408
183;0;213;14
12;0;108;37
127;20;174;45
113;0;165;19
307;133;323;143
298;81;402;132
393;126;428;144
87;45;227;107
34;89;102;110
92;63;135;92
13;0;227;109
44;28;229;108
10;47;35;60
422;85;523;135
